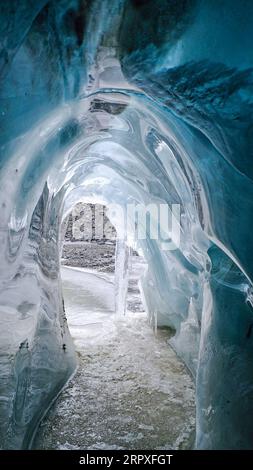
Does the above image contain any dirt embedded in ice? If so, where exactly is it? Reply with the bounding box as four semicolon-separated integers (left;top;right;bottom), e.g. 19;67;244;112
33;257;195;450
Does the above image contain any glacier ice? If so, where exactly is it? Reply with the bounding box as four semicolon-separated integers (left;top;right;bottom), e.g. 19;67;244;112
0;0;253;449
114;239;130;317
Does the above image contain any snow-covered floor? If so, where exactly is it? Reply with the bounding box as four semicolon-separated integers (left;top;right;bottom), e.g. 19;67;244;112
34;261;195;450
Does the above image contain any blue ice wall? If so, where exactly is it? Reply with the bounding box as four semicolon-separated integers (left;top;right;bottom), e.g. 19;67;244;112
0;0;253;449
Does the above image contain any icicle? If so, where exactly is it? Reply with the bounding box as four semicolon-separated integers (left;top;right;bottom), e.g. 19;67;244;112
154;310;158;336
114;239;130;317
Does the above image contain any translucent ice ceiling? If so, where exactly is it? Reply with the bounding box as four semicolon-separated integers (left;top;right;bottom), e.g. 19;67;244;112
1;0;253;449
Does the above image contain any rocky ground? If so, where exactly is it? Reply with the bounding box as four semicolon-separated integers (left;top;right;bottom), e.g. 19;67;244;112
61;241;116;273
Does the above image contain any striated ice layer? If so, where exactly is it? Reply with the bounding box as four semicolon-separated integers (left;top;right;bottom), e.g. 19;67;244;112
0;0;253;449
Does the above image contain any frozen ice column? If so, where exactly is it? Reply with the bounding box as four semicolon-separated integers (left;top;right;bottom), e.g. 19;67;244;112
114;238;130;317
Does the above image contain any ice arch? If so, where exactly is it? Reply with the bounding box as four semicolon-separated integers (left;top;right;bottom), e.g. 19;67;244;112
1;0;253;449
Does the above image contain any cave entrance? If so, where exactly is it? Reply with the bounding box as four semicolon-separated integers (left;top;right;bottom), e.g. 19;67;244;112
62;202;117;274
60;201;146;347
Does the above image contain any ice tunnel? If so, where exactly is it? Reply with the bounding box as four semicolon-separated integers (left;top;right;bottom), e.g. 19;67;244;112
1;0;253;450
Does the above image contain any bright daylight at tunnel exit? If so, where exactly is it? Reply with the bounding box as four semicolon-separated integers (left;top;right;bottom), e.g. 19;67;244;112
1;0;253;465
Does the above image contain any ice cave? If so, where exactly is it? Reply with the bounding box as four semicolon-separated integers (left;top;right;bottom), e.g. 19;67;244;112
1;0;253;451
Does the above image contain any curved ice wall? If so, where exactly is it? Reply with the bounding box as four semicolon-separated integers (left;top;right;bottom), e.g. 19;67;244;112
0;0;253;449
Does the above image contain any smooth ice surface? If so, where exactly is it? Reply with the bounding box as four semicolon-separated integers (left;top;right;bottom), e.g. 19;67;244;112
61;266;116;348
0;0;253;449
